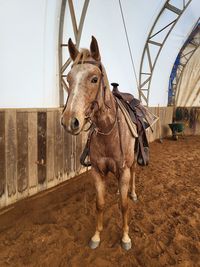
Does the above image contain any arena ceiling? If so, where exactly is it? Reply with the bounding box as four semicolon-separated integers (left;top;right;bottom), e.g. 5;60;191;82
0;0;199;108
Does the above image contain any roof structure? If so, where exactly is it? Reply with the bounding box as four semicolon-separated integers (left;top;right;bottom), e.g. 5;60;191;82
0;0;199;108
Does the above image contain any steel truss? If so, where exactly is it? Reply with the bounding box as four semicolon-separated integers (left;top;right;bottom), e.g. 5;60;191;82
58;0;90;106
138;0;192;106
171;20;200;106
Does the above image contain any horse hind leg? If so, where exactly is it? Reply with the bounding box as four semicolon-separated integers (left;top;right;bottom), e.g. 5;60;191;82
89;169;105;249
129;161;137;202
119;167;132;250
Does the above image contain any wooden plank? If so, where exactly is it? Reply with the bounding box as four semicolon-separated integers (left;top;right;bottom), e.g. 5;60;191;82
54;110;63;181
37;112;47;185
63;130;71;176
63;131;75;178
75;134;82;174
17;112;28;194
5;110;17;201
28;112;38;194
71;135;76;176
0;112;5;197
47;111;55;184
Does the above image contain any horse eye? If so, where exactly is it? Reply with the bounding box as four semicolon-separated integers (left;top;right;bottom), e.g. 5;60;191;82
91;77;98;83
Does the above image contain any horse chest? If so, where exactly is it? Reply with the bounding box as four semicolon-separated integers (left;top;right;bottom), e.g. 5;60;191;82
91;133;120;158
90;133;123;176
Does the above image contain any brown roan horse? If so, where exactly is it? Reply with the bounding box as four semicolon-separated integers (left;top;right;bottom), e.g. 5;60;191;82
61;36;138;251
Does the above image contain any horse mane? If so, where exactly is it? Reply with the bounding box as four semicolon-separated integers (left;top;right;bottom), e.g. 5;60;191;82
73;49;91;66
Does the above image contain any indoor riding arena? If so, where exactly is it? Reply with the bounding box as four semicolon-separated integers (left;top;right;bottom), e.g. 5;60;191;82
0;1;199;267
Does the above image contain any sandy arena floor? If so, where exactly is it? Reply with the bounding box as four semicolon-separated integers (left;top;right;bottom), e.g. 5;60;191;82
0;136;199;267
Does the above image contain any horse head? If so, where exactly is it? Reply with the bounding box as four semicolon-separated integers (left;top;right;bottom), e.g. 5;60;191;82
61;36;111;135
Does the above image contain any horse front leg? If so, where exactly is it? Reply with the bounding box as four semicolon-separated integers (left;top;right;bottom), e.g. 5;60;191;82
89;169;105;249
119;167;132;250
130;161;137;202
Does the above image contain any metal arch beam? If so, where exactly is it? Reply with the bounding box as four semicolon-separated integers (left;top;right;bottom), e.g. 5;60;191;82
58;0;90;106
173;20;200;106
138;0;192;106
58;0;67;107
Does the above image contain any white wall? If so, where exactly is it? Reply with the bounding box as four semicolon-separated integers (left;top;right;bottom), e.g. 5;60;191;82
0;0;61;108
176;46;200;107
0;0;199;108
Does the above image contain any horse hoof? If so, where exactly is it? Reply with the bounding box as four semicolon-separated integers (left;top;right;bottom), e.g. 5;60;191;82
89;240;100;249
121;240;132;251
130;194;138;202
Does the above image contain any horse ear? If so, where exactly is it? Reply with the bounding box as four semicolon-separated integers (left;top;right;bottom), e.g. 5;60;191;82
90;36;101;61
68;38;79;61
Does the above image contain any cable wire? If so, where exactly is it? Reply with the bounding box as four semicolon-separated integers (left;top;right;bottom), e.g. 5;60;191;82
118;0;139;92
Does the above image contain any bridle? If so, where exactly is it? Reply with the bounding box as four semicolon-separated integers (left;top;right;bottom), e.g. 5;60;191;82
62;59;124;168
63;59;118;136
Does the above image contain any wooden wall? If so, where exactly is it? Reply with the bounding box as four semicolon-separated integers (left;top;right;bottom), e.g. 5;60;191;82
174;107;200;136
0;109;87;209
147;107;174;142
0;107;174;210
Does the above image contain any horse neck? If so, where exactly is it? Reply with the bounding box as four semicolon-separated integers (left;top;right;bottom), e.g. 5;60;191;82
93;67;117;131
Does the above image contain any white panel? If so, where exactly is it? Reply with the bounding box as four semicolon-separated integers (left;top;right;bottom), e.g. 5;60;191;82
177;46;200;107
0;0;61;108
43;0;61;107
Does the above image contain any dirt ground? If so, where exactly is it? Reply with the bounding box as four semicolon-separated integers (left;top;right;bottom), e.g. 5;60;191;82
0;136;199;267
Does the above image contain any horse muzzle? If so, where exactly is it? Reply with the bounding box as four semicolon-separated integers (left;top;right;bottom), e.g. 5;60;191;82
61;115;84;135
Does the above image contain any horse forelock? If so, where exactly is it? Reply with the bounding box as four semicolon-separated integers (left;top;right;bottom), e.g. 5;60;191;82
72;49;91;67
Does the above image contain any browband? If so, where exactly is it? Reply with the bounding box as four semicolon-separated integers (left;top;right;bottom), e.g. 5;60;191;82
76;60;103;71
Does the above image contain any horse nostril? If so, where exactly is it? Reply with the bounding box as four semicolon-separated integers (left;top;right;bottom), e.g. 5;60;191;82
71;117;80;131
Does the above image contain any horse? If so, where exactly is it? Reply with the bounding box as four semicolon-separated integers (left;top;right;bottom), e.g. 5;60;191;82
61;36;138;251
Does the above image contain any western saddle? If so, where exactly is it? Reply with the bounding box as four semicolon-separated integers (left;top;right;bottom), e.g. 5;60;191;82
80;83;150;167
